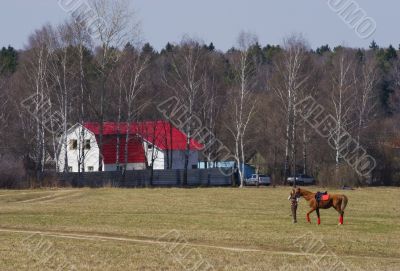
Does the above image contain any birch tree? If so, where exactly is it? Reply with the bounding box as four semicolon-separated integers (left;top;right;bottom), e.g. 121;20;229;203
46;24;75;172
163;38;206;186
111;44;149;171
139;120;163;186
89;0;139;171
23;26;53;183
226;32;258;187
70;17;93;173
120;47;149;170
201;74;220;166
199;52;223;167
355;52;378;145
0;78;9;150
328;49;357;181
391;58;400;95
272;35;311;184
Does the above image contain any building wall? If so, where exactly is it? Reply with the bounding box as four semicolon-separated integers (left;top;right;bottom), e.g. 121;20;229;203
143;141;199;170
58;124;200;172
171;150;198;169
58;125;100;172
143;141;165;170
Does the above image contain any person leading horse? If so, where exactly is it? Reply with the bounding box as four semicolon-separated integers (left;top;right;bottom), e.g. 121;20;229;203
290;188;348;225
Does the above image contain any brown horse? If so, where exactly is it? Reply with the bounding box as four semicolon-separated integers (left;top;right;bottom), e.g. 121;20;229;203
291;188;348;225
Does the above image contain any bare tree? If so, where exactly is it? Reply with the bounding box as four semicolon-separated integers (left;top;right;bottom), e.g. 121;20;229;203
139;120;163;186
23;26;54;183
226;32;258;187
200;74;220;166
328;49;357;183
391;58;400;94
0;78;10;149
70;17;93;173
113;57;124;171
355;52;379;145
89;0;139;171
120;48;149;169
272;35;311;185
46;24;75;172
163;38;207;186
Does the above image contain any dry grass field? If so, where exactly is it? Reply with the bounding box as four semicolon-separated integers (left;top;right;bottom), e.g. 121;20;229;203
0;186;399;270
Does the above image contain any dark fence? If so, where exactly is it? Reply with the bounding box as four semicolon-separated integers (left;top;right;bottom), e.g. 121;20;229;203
56;168;234;188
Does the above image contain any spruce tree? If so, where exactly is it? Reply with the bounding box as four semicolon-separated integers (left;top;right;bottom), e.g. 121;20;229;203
0;46;18;74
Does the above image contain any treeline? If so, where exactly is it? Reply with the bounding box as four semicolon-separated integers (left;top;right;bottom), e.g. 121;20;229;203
1;2;400;187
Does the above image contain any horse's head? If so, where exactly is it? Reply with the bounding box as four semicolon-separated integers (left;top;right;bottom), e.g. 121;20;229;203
289;188;301;200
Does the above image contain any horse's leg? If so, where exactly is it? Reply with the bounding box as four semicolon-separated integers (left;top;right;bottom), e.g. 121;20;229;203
338;209;344;225
316;208;320;225
340;211;344;225
306;208;315;223
335;200;345;225
335;205;344;225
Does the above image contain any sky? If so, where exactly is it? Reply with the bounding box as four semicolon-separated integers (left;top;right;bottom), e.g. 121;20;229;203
0;0;398;51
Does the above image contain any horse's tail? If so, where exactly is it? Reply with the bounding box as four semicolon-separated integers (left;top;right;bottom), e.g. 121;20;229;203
341;195;348;212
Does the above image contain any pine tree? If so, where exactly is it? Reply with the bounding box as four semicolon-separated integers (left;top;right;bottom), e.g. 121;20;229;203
333;45;343;52
165;42;173;52
142;43;156;55
369;40;379;51
249;42;266;64
207;42;215;51
124;42;135;52
262;44;281;64
316;44;331;55
385;45;397;61
356;49;364;63
0;46;18;74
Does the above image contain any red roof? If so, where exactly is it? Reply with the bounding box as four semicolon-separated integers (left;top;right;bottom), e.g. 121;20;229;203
84;121;202;150
101;135;146;164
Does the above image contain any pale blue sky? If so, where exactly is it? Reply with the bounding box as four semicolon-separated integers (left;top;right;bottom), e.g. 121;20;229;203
0;0;398;51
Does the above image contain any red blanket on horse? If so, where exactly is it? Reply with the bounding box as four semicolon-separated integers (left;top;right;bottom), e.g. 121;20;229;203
321;194;330;201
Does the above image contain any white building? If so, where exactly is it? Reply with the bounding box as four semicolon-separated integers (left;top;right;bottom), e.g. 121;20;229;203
57;121;202;172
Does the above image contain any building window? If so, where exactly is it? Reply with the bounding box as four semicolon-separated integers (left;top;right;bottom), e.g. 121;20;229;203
87;166;94;172
192;165;198;169
85;139;91;150
69;139;77;150
68;166;73;172
148;144;153;149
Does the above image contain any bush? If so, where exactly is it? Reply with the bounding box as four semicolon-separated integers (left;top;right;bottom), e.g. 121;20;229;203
317;164;363;187
0;155;27;188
